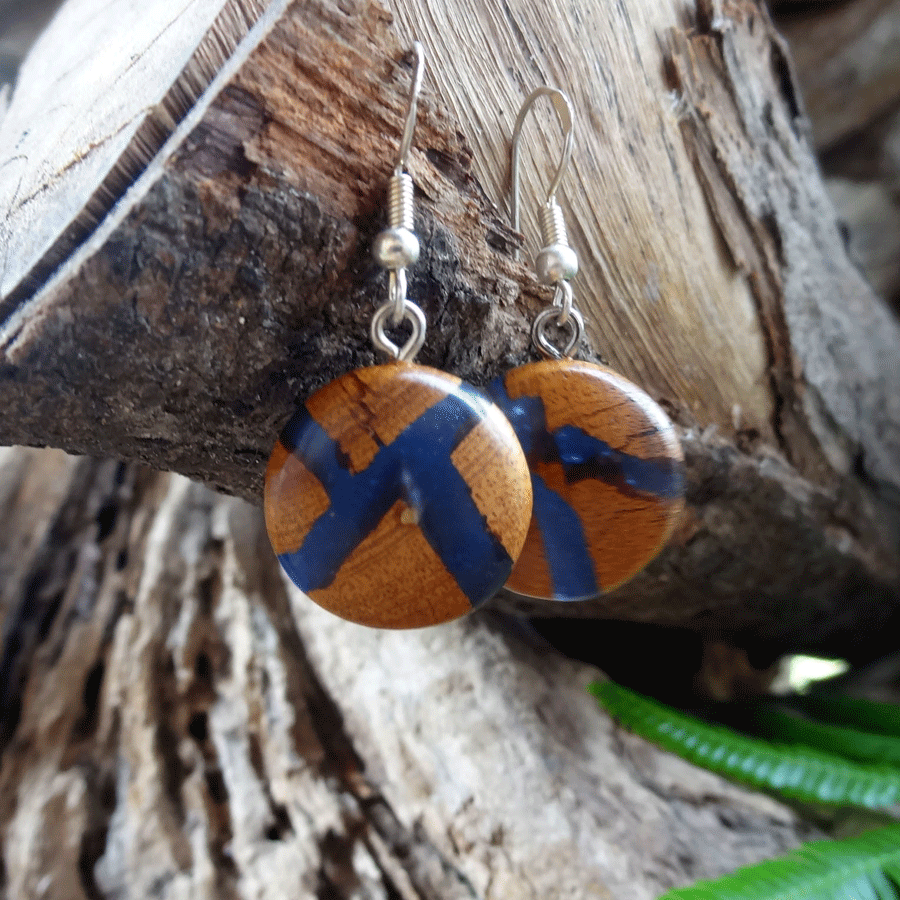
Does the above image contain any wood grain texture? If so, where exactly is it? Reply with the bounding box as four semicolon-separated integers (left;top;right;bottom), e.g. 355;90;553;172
0;0;772;483
0;446;816;900
264;362;532;628
490;359;684;601
389;0;772;432
668;0;900;510
303;365;453;475
0;0;898;634
0;0;270;305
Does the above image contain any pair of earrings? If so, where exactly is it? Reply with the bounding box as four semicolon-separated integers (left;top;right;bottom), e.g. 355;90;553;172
264;45;685;629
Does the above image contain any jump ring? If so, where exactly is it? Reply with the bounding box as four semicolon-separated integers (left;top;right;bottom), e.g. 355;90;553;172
371;299;427;361
531;305;584;360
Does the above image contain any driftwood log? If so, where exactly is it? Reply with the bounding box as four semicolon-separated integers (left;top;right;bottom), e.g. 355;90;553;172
2;0;900;650
0;448;815;899
0;0;898;895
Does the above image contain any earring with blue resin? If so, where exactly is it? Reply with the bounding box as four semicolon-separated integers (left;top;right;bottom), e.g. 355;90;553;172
487;88;685;602
264;45;533;628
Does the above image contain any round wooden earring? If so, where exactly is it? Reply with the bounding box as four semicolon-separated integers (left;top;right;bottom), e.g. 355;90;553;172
492;86;685;602
264;45;532;628
488;355;684;601
266;361;531;628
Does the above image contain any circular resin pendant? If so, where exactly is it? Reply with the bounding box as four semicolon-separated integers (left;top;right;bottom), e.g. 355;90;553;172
265;362;533;628
488;359;685;601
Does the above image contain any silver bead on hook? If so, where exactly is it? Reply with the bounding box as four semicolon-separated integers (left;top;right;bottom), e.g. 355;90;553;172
535;201;578;285
371;172;419;271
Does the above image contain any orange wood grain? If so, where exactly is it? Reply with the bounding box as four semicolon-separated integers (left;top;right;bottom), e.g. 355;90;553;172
308;500;474;628
263;440;330;555
450;414;532;560
305;363;459;474
265;362;533;628
531;461;671;592
505;516;554;600
505;360;679;460
501;359;684;600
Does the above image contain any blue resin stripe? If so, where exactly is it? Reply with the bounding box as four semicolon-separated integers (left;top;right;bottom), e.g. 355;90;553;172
487;375;684;598
553;425;684;500
487;377;683;500
278;392;511;606
486;379;598;596
530;473;598;600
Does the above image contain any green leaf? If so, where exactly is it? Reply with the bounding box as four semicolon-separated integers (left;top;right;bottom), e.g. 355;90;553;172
792;695;900;739
659;823;900;899
748;703;900;768
589;681;900;807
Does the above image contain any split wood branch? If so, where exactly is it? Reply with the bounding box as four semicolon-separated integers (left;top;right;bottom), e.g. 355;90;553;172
0;0;897;643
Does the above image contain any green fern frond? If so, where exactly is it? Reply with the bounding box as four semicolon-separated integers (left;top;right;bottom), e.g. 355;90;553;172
589;681;900;807
749;702;900;768
659;822;900;899
792;694;900;738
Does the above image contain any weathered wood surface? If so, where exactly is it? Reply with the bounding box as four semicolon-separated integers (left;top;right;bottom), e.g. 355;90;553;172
826;170;900;308
0;0;898;643
772;0;900;310
0;5;894;894
825;100;900;311
775;0;900;150
0;445;814;900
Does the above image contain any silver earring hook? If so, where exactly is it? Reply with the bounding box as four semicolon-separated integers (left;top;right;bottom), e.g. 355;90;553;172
371;43;427;361
395;41;425;176
510;87;584;359
510;86;575;234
